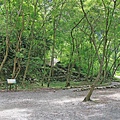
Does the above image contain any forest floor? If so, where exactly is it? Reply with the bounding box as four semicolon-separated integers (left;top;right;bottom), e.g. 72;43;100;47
0;87;120;120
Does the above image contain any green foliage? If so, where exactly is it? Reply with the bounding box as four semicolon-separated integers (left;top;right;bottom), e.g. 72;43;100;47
0;0;120;88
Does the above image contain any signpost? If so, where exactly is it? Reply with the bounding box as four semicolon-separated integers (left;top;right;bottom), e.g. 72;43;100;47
7;79;17;91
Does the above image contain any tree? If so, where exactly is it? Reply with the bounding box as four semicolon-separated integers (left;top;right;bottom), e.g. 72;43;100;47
0;0;119;93
79;0;117;101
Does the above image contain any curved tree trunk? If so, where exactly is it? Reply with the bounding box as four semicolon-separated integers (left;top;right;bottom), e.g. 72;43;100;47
80;0;117;101
22;0;38;86
83;63;102;101
0;0;9;73
0;38;9;73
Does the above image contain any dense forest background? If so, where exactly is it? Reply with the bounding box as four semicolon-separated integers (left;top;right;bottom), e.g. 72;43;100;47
0;0;120;91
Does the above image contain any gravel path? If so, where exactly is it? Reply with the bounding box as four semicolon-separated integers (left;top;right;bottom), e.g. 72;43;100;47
0;88;120;120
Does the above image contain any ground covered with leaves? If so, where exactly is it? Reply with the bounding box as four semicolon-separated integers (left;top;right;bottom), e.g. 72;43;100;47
0;88;120;120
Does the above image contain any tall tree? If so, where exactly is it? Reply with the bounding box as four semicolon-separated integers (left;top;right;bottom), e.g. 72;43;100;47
79;0;117;101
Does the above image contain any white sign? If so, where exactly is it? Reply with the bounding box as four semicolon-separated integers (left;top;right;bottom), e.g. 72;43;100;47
7;79;16;84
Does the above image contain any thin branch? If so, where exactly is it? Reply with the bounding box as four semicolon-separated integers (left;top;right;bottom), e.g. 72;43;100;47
80;0;101;63
71;15;85;51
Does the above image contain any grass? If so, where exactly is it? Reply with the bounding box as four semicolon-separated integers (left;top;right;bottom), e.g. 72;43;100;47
17;81;93;90
114;77;120;82
7;80;115;91
1;75;120;91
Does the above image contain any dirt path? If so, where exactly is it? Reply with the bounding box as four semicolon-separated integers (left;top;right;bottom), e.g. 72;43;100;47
0;88;120;120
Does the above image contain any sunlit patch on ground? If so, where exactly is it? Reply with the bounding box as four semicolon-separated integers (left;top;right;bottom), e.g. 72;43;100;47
87;112;103;117
0;108;31;120
106;93;120;100
0;88;120;120
52;97;84;104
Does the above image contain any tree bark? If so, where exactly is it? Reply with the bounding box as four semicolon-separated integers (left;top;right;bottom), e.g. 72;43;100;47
83;62;103;101
22;0;38;85
0;0;9;73
47;17;56;87
80;0;117;101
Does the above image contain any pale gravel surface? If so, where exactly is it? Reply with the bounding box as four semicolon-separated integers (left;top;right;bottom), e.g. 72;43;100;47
0;88;120;120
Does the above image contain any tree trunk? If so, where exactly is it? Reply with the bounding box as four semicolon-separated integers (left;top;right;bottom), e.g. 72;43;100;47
47;17;56;87
80;0;116;101
0;0;9;73
0;38;9;73
22;42;32;84
83;69;101;102
65;55;72;87
22;0;38;85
